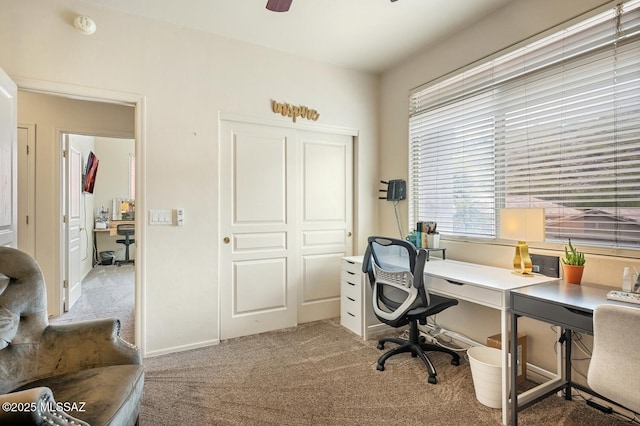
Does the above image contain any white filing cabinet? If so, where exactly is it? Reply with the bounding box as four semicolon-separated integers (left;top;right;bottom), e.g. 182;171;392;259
340;256;387;339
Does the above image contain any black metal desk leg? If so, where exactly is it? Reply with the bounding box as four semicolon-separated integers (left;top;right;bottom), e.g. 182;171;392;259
564;328;572;400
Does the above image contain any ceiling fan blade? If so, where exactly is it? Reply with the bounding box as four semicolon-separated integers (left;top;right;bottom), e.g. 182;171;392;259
266;0;292;12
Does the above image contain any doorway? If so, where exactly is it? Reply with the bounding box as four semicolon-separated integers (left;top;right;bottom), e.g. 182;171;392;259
15;80;145;350
61;133;136;312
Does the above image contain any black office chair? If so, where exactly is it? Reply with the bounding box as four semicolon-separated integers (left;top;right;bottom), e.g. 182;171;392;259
363;236;460;384
115;223;135;266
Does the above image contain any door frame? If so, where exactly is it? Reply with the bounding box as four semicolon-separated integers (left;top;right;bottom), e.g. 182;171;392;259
14;77;147;353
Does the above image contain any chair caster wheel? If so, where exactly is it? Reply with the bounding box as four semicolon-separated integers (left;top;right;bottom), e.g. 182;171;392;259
377;364;385;371
428;376;437;384
377;343;384;350
451;358;460;366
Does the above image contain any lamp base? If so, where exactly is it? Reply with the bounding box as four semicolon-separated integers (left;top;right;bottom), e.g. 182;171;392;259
512;241;534;277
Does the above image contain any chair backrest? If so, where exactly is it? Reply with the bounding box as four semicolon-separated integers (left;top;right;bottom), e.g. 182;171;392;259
0;247;49;394
117;223;135;237
362;236;428;327
587;303;640;413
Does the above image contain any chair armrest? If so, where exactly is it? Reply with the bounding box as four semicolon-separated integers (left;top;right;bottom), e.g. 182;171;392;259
38;318;141;377
0;387;89;426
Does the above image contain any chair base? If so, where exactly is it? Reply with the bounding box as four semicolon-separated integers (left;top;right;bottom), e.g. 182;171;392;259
376;320;460;384
116;259;135;267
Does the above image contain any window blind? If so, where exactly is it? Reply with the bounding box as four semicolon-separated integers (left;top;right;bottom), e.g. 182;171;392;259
409;0;640;248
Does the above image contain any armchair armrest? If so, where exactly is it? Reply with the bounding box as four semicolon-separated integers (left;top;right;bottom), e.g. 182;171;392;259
38;318;141;377
0;387;89;426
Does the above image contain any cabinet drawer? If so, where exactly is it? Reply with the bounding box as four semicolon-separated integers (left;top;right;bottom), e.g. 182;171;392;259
341;268;361;286
425;275;502;308
341;301;361;335
341;279;360;301
512;295;593;334
342;258;362;275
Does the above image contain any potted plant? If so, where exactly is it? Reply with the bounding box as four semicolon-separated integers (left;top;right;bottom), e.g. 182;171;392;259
561;239;586;284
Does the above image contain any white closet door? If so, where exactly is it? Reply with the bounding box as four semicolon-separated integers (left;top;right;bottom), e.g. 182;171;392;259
0;68;17;248
219;118;354;340
297;130;352;323
219;121;298;340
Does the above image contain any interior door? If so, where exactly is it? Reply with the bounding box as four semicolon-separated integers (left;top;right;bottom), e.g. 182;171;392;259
0;67;17;247
219;120;298;340
17;124;36;256
64;136;82;311
297;130;353;323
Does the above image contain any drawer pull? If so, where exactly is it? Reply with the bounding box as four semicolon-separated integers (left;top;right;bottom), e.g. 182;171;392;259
566;307;591;317
347;297;355;302
347;312;355;317
346;271;355;276
346;260;355;265
446;279;465;286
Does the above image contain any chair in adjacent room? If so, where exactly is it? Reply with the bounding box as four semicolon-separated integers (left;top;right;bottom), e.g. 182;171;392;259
587;304;640;414
0;246;144;425
363;236;460;384
116;223;135;266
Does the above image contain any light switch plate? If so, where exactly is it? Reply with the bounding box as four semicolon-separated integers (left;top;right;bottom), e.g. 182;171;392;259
149;209;172;225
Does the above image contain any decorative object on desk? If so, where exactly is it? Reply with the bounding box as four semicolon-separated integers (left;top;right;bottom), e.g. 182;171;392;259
416;221;437;249
561;239;585;284
406;231;417;246
499;208;545;277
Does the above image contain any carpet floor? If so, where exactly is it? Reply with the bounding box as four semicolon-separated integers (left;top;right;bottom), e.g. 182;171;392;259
50;266;634;425
140;319;632;425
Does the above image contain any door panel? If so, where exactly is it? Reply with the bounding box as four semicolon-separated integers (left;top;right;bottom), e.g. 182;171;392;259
220;122;297;340
64;139;82;311
220;119;353;338
0;68;17;247
17;125;36;256
298;131;352;323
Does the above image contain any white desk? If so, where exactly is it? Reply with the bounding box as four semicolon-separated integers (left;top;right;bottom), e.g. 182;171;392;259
341;256;557;425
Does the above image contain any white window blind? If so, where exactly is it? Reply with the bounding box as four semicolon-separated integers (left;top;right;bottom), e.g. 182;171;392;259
409;0;640;249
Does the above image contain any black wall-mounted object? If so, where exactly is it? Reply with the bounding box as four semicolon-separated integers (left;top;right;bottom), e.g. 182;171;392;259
379;179;406;201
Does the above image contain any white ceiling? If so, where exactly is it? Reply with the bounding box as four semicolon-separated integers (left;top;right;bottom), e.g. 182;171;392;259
83;0;513;74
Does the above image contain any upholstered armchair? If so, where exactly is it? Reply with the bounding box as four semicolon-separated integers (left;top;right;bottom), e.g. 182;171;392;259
0;247;144;425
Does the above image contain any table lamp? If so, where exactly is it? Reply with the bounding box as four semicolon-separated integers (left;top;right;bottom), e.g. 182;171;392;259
500;208;545;276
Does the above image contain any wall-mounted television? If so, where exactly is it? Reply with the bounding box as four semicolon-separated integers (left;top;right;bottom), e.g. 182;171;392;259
83;151;99;193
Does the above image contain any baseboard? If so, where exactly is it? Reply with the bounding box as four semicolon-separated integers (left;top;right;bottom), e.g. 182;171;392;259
144;338;220;358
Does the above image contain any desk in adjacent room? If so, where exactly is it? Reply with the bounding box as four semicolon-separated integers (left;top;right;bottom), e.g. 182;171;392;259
93;221;135;265
510;280;639;426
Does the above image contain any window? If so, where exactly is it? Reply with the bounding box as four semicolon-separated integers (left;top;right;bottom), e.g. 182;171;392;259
409;0;640;249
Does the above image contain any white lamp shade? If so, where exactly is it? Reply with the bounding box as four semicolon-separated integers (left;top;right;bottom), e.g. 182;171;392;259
500;208;545;242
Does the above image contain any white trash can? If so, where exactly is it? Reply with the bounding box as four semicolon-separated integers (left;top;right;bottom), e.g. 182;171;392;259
467;346;503;408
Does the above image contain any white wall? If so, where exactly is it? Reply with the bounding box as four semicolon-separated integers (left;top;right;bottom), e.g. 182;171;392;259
0;0;379;355
380;0;640;374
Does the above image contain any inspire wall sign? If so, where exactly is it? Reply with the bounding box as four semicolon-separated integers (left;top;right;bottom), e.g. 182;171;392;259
271;99;320;123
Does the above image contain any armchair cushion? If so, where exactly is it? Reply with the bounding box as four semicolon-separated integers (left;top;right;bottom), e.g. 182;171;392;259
15;365;143;426
0;305;19;349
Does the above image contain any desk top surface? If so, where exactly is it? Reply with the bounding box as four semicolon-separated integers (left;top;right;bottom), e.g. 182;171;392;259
346;255;556;292
423;259;557;292
512;279;637;312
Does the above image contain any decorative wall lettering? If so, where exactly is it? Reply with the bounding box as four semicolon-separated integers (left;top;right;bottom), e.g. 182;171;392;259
271;99;320;123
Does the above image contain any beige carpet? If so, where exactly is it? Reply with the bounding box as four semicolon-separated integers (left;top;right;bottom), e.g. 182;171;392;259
140;319;631;426
50;264;135;343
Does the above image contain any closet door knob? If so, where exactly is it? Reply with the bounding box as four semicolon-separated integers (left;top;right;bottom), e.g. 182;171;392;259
223;237;230;244
347;232;352;237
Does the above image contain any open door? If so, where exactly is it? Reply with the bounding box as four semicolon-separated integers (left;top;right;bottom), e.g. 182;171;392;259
63;135;82;311
0;67;17;247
